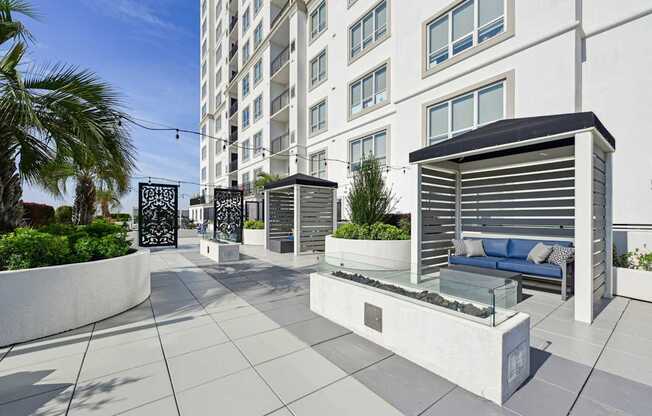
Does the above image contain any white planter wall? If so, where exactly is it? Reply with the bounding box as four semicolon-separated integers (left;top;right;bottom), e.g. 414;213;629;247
310;272;530;405
324;235;411;270
200;238;240;263
243;229;265;246
0;250;150;347
613;267;652;302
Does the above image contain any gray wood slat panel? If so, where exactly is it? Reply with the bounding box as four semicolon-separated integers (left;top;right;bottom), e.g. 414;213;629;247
422;201;456;210
593;149;606;162
422;266;443;275
593;252;606;266
422;241;454;250
423;210;456;219
422;248;450;258
462;170;574;187
461;226;575;237
422;194;456;203
422;255;449;266
462;180;575;195
594;181;606;194
593;262;606;277
462;217;574;226
422;175;455;187
422;183;457;195
593;272;606;288
462;160;575;179
423;225;456;233
461;209;574;217
462;189;575;202
462;199;574;209
593;283;606;302
593;241;606;252
422;232;455;242
422;167;456;180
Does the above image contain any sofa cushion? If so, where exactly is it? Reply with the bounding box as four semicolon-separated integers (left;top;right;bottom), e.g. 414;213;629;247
481;238;509;257
464;240;486;257
450;255;503;269
497;258;562;279
507;239;572;260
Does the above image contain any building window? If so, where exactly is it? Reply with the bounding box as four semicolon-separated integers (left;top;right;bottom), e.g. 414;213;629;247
215;162;222;177
215;114;222;131
254;0;263;15
310;100;327;135
310;48;327;88
253;131;262;155
426;80;504;145
350;0;387;60
242;171;250;191
216;67;222;85
253;59;263;84
201;145;207;161
426;0;506;71
216;44;223;62
310;1;327;40
242;139;251;160
242;39;250;62
254;95;263;121
242;74;250;97
201;125;207;142
202;103;207;116
350;64;387;117
216;90;223;107
242;106;250;129
350;130;386;171
242;7;250;33
201;81;207;98
254;23;263;49
201;166;207;181
310;150;327;179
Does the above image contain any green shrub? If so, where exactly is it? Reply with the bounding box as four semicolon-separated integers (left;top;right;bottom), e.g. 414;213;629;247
244;219;264;230
84;218;127;238
614;247;652;271
22;202;55;226
333;222;409;240
54;205;73;224
345;156;396;225
0;228;71;270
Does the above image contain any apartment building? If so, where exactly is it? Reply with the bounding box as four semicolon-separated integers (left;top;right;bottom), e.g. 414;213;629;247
193;0;652;250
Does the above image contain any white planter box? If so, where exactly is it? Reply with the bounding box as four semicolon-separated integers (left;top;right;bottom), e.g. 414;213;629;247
200;238;240;263
325;235;411;270
613;267;652;302
0;250;151;347
310;272;530;405
243;229;265;246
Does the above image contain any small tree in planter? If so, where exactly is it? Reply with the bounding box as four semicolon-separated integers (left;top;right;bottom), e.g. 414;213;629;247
346;156;396;225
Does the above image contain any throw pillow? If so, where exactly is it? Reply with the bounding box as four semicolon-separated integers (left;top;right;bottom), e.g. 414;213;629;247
547;245;575;266
527;243;553;264
452;239;467;256
465;239;486;257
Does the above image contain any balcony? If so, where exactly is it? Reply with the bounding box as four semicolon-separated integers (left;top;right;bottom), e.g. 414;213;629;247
229;43;238;60
229;16;238;33
270;131;289;155
229;101;238;118
270;89;289;116
190;195;206;206
229;69;239;83
270;45;290;78
242;182;255;197
229;160;238;173
229;130;238;144
270;1;290;29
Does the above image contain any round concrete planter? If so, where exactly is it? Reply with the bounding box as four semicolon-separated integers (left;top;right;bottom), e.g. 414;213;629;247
0;250;151;347
243;229;265;245
325;235;411;270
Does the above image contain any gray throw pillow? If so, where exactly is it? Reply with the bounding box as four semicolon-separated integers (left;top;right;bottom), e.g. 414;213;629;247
452;239;467;256
464;239;486;257
527;243;553;264
547;245;575;266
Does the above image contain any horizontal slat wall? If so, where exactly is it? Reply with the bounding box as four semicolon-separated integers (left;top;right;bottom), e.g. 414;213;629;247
593;148;607;303
420;167;457;274
460;159;576;238
299;187;334;253
268;189;294;242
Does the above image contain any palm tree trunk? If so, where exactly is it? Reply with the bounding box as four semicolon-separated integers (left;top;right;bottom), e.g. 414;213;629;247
0;145;23;233
74;175;96;225
100;199;110;219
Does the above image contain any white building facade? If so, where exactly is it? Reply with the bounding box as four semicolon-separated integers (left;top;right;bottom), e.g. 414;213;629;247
194;0;652;250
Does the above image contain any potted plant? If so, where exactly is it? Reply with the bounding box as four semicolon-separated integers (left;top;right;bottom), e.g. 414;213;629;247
243;219;265;245
325;156;411;270
613;247;652;302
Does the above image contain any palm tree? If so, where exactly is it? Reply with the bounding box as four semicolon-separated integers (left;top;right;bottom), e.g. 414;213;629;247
95;187;122;219
0;1;134;230
254;171;281;191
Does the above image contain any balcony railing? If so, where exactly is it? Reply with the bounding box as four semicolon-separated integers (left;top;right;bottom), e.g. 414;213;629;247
270;45;290;77
242;182;255;196
270;1;290;28
229;130;238;144
229;102;238;117
270;89;289;115
229;43;238;60
190;195;206;206
229;160;238;173
270;132;290;154
229;69;238;83
229;16;238;33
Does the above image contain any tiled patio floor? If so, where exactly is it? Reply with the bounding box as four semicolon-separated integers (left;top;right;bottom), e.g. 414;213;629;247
1;238;651;415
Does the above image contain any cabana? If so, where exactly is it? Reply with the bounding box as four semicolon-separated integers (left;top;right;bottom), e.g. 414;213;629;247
263;174;338;255
409;112;615;323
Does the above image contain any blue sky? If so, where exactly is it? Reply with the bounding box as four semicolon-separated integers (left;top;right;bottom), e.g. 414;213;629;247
21;0;201;210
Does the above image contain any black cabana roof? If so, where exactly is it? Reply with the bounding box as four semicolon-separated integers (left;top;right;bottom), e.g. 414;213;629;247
264;173;338;190
409;112;615;164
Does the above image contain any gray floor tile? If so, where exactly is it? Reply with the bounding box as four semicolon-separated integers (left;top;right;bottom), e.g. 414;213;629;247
176;368;283;416
198;292;250;313
503;378;577;416
235;328;307;365
265;408;293;416
118;396;178;415
219;313;280;340
581;367;652;416
289;376;403;416
570;395;630;416
0;386;72;416
155;314;215;336
530;348;592;392
69;361;173;416
151;298;207;320
160;323;229;358
354;355;455;416
209;305;261;322
150;285;195;303
79;337;163;381
168;342;250;391
263;303;319;327
422;387;518;416
254;294;310;312
595;347;652;387
313;333;392;374
606;330;652;360
255;348;346;403
531;329;603;366
536;316;611;345
284;317;351;346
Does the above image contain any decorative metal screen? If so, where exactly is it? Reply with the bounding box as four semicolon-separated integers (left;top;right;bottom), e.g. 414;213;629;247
138;183;178;248
213;188;243;242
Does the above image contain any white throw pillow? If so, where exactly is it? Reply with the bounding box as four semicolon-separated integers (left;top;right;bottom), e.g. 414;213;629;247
527;243;553;264
464;240;486;257
452;239;467;256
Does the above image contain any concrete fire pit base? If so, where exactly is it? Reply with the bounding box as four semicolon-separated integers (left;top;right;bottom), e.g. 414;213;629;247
200;238;240;263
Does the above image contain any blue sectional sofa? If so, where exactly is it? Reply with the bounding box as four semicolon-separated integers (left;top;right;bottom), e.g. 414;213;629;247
449;238;574;300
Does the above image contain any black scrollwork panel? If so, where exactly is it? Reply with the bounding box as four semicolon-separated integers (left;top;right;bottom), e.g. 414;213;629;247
214;188;243;243
139;183;178;247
